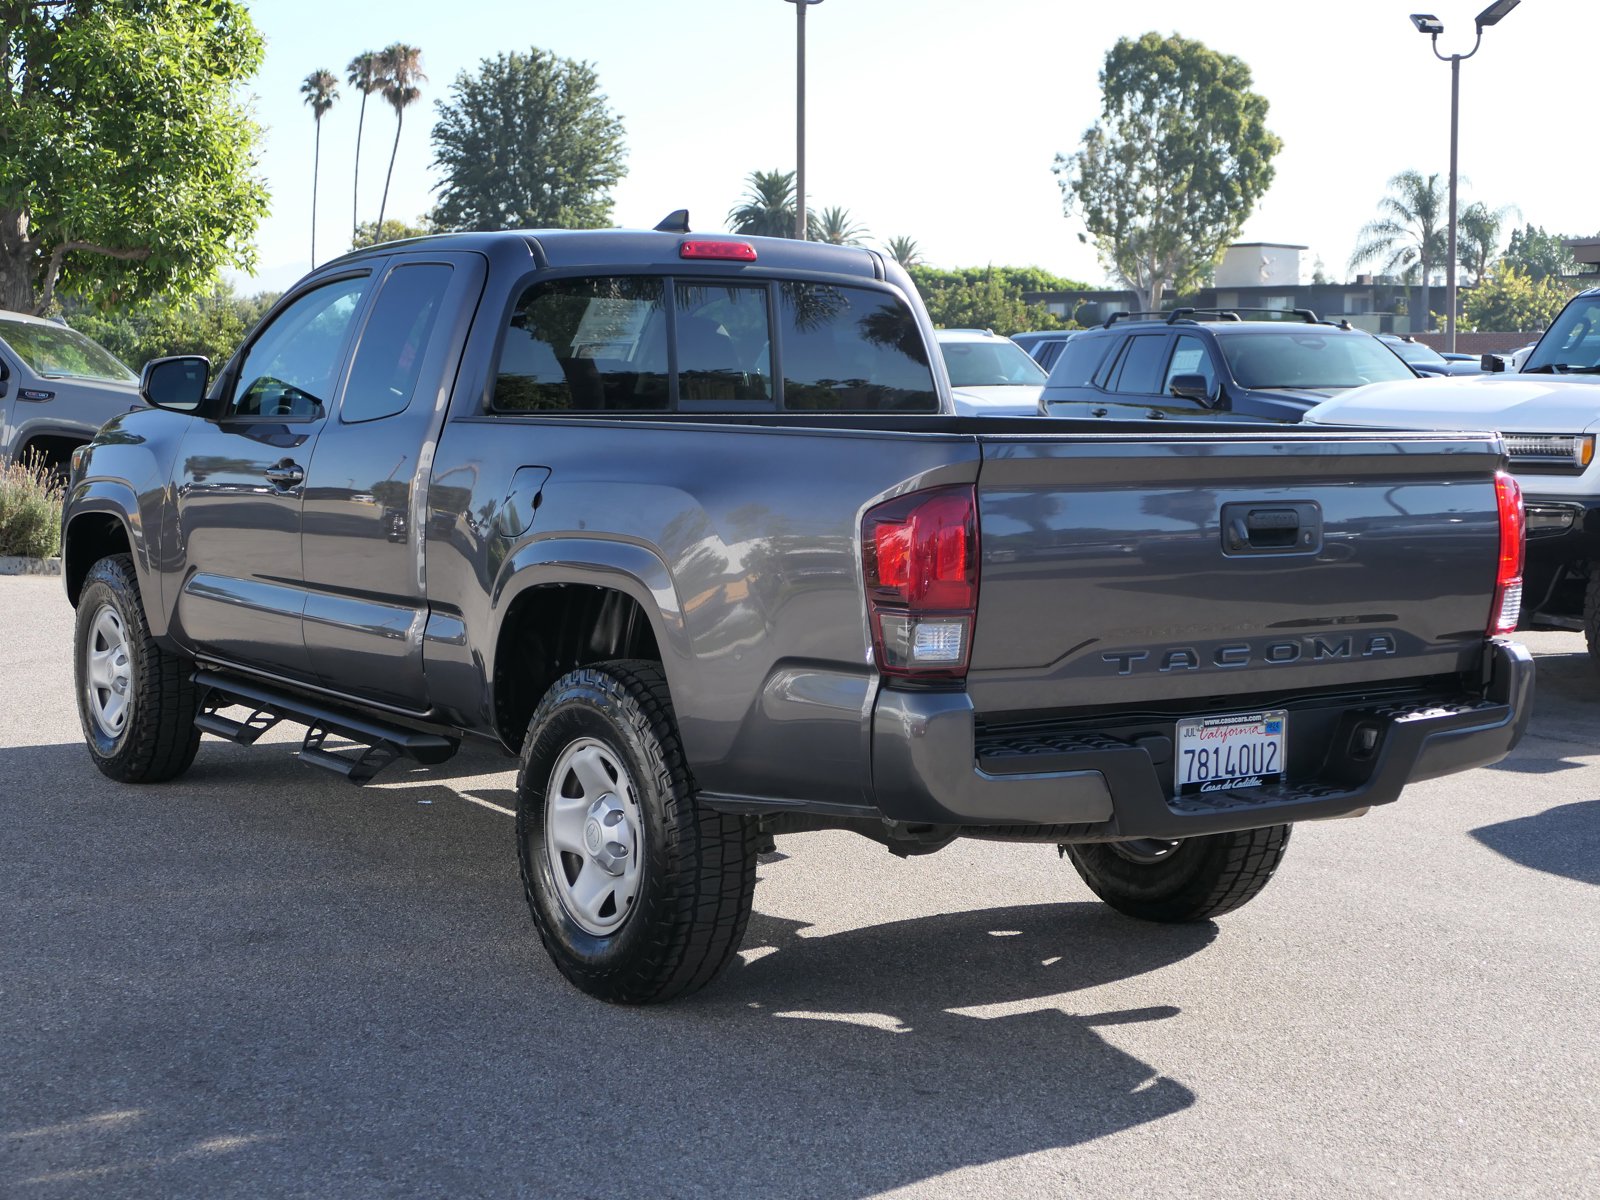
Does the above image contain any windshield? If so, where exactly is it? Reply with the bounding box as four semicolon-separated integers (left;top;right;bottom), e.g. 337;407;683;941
1523;295;1600;373
1220;331;1416;390
1387;338;1447;367
0;319;136;382
939;339;1048;388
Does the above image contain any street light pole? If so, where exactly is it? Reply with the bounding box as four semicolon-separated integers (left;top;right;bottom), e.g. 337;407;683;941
1409;2;1519;353
786;0;823;240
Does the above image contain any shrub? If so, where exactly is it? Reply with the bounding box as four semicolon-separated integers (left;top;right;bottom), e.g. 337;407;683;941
0;456;65;559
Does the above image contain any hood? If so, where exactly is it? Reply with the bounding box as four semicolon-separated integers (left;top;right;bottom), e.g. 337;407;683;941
1303;373;1600;435
949;384;1043;417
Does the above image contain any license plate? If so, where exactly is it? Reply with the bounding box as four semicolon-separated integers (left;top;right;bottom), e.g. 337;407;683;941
1175;709;1286;795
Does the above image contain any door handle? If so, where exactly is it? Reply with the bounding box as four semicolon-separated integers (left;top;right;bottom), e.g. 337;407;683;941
264;460;305;488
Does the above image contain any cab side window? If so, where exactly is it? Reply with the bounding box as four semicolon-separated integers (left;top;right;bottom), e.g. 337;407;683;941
493;276;668;412
342;264;453;424
228;276;368;420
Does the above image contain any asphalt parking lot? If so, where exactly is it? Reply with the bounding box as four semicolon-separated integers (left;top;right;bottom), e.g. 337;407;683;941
2;573;1597;1199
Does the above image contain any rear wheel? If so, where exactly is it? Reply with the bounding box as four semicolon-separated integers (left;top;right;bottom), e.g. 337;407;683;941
516;660;757;1004
74;554;201;783
1062;825;1291;922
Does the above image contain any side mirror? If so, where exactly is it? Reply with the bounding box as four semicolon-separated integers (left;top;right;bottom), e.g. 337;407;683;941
1481;353;1506;374
1169;373;1216;405
140;355;210;411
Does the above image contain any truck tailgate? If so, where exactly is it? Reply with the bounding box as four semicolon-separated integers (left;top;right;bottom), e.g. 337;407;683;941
968;431;1504;715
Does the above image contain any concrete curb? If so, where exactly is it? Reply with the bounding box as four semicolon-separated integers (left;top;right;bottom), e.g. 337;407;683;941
0;556;62;577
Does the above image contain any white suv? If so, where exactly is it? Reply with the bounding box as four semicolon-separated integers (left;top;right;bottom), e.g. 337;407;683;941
932;329;1048;416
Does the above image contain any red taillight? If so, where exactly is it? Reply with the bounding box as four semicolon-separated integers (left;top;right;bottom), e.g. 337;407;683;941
1490;470;1524;635
862;486;979;680
680;239;757;261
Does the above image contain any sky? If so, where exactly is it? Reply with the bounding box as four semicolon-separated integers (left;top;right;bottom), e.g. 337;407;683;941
234;0;1593;294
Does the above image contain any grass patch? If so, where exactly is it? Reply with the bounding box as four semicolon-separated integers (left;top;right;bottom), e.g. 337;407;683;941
0;456;65;558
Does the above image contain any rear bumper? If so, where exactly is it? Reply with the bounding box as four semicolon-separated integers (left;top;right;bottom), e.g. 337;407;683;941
869;639;1533;840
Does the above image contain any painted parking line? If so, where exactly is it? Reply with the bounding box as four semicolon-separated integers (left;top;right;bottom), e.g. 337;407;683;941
459;792;516;818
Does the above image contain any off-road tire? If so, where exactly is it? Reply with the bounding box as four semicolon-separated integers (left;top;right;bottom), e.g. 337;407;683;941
1063;825;1292;923
516;660;757;1004
1584;567;1600;672
74;554;201;783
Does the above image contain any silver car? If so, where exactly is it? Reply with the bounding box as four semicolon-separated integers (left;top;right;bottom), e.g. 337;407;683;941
0;310;141;472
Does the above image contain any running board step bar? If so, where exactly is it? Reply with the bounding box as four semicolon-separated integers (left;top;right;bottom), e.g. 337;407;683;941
193;669;458;785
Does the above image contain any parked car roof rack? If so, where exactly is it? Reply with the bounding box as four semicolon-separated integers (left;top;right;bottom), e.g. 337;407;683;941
1102;311;1171;327
1166;307;1325;325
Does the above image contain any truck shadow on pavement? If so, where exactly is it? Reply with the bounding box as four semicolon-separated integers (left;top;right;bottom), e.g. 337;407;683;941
2;738;1213;1198
1471;799;1600;886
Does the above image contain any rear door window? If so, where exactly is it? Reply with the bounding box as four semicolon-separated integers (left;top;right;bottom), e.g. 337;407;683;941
1110;334;1170;395
1048;335;1113;389
494;276;669;412
342;263;453;423
778;283;937;412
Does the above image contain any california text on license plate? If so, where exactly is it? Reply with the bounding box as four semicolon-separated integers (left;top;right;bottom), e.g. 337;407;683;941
1175;710;1287;795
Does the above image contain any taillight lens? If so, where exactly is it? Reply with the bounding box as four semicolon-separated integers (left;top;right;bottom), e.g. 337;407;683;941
1490;470;1525;635
862;485;979;681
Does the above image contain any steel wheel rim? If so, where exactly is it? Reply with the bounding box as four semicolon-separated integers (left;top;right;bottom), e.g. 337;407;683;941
84;603;133;741
1108;838;1183;866
544;737;643;936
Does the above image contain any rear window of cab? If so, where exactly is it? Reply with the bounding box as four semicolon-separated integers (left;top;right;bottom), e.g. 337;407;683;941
490;275;938;414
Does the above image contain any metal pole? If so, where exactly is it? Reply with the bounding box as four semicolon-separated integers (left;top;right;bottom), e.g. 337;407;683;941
795;0;807;240
1446;53;1461;351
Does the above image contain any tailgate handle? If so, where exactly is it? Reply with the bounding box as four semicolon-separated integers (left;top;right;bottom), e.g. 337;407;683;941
1223;503;1321;554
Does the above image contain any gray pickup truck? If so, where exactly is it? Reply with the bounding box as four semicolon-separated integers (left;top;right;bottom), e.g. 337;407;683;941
61;226;1532;1004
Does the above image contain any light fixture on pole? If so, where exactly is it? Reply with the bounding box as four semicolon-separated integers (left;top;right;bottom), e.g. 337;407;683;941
785;0;824;240
1408;0;1519;352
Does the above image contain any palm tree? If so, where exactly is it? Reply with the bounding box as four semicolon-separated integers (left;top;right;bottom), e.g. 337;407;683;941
726;170;798;238
346;51;385;241
1349;170;1447;332
811;206;868;247
883;235;922;269
376;43;426;233
1457;201;1519;286
300;70;338;268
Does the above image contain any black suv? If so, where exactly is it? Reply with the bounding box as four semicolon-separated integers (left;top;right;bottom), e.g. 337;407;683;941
1039;309;1420;422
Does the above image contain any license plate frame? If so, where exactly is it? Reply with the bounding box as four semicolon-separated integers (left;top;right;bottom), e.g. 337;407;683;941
1174;709;1287;795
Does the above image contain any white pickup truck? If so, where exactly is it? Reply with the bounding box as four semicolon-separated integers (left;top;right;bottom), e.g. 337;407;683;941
1307;285;1600;660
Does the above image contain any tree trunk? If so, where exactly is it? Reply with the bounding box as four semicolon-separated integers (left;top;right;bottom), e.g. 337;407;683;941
311;119;321;268
378;109;402;234
0;207;36;313
353;93;367;243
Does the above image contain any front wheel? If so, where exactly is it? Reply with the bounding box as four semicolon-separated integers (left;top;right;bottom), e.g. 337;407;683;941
1584;567;1600;673
1062;825;1291;923
74;554;201;783
515;660;757;1004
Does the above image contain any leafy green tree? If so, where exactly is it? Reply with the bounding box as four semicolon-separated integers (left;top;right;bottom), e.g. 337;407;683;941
301;69;339;268
431;48;627;231
1461;265;1576;333
346;50;386;240
909;266;1074;336
727;170;798;239
65;283;279;371
0;0;268;315
352;216;434;249
1502;225;1585;282
811;206;868;246
1054;33;1280;313
376;43;425;232
1349;171;1447;331
884;236;922;269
